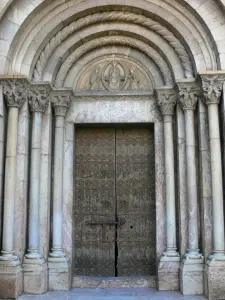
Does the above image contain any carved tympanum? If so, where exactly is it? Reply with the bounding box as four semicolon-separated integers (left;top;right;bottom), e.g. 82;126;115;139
3;79;28;108
156;88;177;116
200;74;225;105
28;84;51;113
177;80;200;110
78;59;149;91
51;91;72;116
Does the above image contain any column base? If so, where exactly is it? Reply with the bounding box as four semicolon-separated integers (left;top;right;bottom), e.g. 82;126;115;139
23;256;48;295
157;252;180;291
0;257;23;299
48;254;72;291
205;254;225;300
180;253;204;295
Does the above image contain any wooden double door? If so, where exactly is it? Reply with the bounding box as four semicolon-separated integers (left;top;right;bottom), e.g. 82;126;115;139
74;126;156;276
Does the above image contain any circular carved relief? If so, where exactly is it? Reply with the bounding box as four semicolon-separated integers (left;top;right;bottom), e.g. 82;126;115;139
102;61;126;91
76;56;153;91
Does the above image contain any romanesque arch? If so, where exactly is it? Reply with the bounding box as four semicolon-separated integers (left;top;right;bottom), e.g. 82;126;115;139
0;1;225;299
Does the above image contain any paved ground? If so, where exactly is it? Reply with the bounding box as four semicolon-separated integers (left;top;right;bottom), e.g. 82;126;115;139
18;288;207;299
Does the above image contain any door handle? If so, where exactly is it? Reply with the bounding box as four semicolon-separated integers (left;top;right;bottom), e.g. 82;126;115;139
87;219;125;226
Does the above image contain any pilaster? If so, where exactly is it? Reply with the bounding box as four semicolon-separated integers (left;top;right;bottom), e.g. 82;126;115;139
177;79;204;295
200;72;225;300
156;88;180;291
0;78;28;299
23;83;51;295
48;91;72;291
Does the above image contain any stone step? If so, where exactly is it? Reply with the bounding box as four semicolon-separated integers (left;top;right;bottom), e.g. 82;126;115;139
72;275;157;289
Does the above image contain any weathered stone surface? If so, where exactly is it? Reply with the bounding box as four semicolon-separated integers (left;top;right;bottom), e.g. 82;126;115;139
0;259;23;299
205;259;225;300
23;257;48;294
48;256;72;291
73;276;156;288
158;256;180;291
180;257;204;295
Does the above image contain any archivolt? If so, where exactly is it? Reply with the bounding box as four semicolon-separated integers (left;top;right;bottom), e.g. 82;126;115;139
33;11;193;81
54;36;174;88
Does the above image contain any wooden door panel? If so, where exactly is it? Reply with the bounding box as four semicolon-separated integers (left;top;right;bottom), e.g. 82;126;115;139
116;128;156;276
74;128;116;276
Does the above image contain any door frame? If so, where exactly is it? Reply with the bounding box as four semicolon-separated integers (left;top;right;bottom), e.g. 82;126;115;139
62;93;166;275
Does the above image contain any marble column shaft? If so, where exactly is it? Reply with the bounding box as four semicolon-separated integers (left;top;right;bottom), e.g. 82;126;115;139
208;104;224;253
201;74;225;256
184;109;198;251
0;79;26;259
26;84;50;258
27;112;43;255
2;107;19;255
156;88;178;255
177;81;200;256
52;115;65;252
163;114;176;252
50;92;71;257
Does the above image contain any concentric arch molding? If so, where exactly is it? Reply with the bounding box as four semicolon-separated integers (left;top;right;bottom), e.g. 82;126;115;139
32;11;193;81
54;36;174;88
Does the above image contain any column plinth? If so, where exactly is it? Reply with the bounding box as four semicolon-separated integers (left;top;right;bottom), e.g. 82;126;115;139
156;88;180;291
48;91;72;291
23;83;51;295
0;79;27;298
200;73;225;300
177;79;204;295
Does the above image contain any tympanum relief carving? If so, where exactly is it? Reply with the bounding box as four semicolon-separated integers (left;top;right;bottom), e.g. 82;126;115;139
76;58;152;91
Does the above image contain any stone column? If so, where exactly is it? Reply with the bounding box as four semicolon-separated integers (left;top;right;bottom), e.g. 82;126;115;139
0;78;27;299
177;79;204;295
48;91;72;291
200;73;225;300
23;83;51;295
156;88;180;291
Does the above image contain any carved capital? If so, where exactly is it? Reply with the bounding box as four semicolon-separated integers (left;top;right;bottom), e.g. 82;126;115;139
155;88;177;116
28;84;51;113
200;73;225;105
177;80;200;110
50;91;72;116
2;78;28;108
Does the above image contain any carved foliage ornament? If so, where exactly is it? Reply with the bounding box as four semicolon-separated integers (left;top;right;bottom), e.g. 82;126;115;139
156;89;177;116
200;75;225;105
28;84;51;113
3;79;27;108
51;92;72;116
177;81;200;110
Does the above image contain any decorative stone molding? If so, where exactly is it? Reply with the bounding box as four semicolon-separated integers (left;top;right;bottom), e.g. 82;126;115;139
155;88;177;116
3;79;27;108
33;11;193;81
55;36;173;87
51;91;72;116
177;80;201;110
28;84;51;113
200;73;225;105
